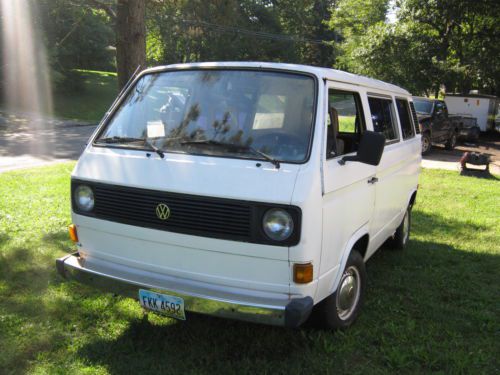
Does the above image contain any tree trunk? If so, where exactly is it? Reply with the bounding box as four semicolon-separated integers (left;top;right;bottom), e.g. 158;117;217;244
116;0;146;89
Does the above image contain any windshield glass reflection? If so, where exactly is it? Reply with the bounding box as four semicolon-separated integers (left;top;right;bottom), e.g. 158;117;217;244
96;70;316;163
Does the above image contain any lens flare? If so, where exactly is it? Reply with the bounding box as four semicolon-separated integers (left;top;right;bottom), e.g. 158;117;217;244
1;0;53;116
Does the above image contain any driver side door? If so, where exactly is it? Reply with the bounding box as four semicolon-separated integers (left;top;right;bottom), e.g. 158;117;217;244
433;101;449;141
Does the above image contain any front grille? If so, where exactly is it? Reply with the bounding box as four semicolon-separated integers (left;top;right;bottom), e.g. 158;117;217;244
92;184;251;240
72;180;301;246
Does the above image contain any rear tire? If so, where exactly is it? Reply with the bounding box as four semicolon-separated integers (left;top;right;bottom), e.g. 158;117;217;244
389;206;411;250
315;250;366;329
421;133;432;155
445;132;457;150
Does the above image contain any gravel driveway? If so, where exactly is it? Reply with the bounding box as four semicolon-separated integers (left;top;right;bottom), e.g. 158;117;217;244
0;111;97;172
422;134;500;174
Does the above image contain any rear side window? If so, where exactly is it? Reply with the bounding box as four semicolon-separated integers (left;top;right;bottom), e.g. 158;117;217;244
396;99;415;140
409;101;421;134
368;97;399;142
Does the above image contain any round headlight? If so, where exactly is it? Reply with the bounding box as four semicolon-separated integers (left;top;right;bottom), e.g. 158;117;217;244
74;185;94;211
262;208;294;241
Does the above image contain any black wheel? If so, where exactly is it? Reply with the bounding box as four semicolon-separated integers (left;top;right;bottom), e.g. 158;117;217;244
470;127;480;142
390;206;411;250
315;250;366;329
421;132;432;155
445;132;457;150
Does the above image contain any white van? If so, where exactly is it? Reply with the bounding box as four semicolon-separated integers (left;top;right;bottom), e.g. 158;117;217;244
57;62;421;329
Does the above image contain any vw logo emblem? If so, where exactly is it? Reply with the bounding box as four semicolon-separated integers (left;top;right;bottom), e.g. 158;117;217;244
155;203;170;220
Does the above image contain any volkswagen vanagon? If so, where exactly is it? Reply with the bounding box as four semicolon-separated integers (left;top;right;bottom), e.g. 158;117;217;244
57;62;421;329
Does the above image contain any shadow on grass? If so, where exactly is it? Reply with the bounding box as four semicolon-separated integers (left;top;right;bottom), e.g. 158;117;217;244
0;245;70;374
1;211;498;373
459;169;500;180
411;210;496;245
74;221;499;374
42;230;74;253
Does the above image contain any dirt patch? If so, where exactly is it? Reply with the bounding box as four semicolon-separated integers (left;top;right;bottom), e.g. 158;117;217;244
422;133;500;174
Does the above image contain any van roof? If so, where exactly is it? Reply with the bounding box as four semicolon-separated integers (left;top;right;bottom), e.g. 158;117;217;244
143;61;412;97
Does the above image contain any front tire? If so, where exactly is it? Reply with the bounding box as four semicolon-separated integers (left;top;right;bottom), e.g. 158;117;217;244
421;133;432;155
445;132;457;150
315;250;366;329
390;206;411;250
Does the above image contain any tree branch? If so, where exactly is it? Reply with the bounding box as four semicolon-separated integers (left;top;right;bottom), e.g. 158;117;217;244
86;0;117;19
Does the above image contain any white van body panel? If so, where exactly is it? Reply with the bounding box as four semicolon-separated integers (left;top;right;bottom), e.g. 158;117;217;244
287;85;324;299
64;62;420;326
74;147;301;205
74;214;291;295
368;138;420;255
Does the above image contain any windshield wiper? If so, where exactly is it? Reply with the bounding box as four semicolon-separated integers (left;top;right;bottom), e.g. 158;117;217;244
180;139;280;169
97;136;165;159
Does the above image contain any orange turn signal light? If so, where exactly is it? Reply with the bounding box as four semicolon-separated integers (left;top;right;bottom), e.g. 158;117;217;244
293;263;313;284
68;224;78;243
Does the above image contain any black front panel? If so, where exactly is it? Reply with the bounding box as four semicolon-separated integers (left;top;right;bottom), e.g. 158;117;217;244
71;179;301;246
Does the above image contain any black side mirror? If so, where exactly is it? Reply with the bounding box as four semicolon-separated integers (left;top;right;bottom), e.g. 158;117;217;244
339;131;385;166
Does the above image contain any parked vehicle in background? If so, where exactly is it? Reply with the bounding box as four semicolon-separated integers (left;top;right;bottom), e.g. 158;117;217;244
445;93;499;133
413;97;472;154
57;62;421;330
456;116;480;142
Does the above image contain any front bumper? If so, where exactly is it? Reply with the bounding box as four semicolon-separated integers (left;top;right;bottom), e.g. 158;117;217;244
56;253;313;327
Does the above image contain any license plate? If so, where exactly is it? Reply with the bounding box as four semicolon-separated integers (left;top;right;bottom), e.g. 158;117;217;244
138;289;186;320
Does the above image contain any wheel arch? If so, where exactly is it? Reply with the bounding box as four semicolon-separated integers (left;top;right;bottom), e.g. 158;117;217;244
328;225;370;297
408;189;417;209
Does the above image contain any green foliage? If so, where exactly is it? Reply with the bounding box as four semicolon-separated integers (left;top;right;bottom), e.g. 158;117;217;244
2;0;497;100
331;0;500;95
330;0;388;38
0;166;499;374
146;0;337;67
52;70;118;122
35;0;115;92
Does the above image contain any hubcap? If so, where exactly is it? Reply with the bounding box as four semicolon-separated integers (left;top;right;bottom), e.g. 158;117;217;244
336;266;361;320
422;137;430;153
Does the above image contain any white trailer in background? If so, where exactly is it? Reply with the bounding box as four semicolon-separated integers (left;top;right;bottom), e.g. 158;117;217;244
444;93;499;132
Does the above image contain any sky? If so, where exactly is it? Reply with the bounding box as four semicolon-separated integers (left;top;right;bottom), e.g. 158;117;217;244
386;0;398;24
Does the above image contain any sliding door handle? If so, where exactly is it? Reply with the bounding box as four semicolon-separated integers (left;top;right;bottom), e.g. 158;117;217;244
367;177;378;184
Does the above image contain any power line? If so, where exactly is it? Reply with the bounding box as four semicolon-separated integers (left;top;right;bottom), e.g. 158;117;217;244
166;16;333;46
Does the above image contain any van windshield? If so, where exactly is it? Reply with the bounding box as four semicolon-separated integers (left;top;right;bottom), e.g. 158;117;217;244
95;70;316;163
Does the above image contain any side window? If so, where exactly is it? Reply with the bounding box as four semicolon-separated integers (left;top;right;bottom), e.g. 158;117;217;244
368;97;399;142
326;90;365;158
409;101;421;134
396;99;415;140
434;101;447;117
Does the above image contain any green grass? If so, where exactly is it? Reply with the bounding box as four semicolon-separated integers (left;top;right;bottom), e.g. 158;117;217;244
53;70;118;123
0;166;499;374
